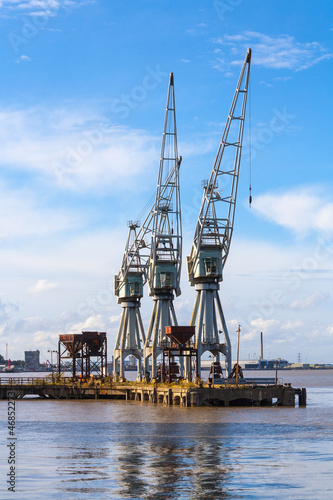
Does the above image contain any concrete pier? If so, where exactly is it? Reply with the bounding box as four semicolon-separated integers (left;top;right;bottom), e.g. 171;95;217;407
0;377;305;406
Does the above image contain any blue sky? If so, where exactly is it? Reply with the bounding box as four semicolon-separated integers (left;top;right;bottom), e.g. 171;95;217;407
0;0;333;364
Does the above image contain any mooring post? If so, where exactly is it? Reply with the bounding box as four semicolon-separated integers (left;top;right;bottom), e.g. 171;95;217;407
168;388;172;405
299;388;307;406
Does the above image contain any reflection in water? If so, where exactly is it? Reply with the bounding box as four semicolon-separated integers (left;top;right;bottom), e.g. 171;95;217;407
56;439;112;496
112;424;233;499
115;441;148;498
49;423;236;498
57;448;110;479
46;421;333;499
191;441;229;498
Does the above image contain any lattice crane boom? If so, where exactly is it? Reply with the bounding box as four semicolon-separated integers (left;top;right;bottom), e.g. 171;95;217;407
114;160;178;300
144;72;182;377
187;48;251;286
148;72;182;298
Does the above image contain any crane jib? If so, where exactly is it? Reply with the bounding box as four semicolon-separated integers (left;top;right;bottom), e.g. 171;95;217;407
187;48;251;284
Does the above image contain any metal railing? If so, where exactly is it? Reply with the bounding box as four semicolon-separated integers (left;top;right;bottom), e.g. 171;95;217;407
212;377;277;386
0;377;75;386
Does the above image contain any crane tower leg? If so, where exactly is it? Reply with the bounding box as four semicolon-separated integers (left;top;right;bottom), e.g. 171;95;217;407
215;292;232;372
113;300;145;381
144;293;178;378
190;283;232;376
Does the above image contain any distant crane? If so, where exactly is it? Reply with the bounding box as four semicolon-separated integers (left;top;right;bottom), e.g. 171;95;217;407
186;48;251;376
114;73;181;380
144;73;182;378
113;220;147;380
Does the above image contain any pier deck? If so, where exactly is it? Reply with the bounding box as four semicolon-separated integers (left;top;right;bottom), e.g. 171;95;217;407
0;377;306;406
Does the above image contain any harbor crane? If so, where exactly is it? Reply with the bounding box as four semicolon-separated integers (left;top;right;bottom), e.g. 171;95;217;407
114;73;181;380
144;73;182;378
186;48;251;376
113;173;178;380
113;220;147;380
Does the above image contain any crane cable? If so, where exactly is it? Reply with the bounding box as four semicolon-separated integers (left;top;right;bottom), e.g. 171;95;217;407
249;75;252;208
136;193;155;224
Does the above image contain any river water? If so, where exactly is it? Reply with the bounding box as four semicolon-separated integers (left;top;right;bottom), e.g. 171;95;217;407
1;370;332;499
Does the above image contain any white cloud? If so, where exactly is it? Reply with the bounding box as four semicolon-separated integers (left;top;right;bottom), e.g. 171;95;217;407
241;318;280;341
252;187;333;236
16;54;31;63
179;135;216;158
186;24;207;36
0;0;92;16
0;107;159;192
109;314;121;324
0;305;116;359
0;182;78;239
259;80;273;87
281;320;304;331
33;329;58;345
68;314;106;334
274;76;292;82
227;317;280;343
212;31;333;71
28;279;60;293
0;299;18;337
289;291;329;310
15;0;60;12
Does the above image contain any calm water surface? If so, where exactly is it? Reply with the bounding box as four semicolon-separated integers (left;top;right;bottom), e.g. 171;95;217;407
0;370;332;499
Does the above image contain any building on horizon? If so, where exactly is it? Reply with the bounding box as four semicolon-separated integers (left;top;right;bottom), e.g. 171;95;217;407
25;350;40;371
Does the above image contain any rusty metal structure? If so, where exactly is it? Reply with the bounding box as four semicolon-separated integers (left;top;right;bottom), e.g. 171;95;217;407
160;326;198;382
58;331;107;378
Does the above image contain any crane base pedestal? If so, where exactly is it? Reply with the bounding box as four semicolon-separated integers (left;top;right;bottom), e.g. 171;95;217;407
192;282;232;375
144;293;178;379
113;348;143;381
113;300;145;381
